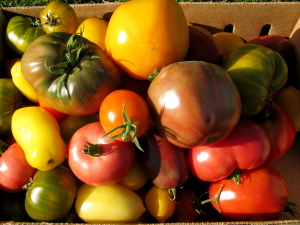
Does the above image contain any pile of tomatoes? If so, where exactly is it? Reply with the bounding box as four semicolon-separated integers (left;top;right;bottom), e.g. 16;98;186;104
1;0;300;223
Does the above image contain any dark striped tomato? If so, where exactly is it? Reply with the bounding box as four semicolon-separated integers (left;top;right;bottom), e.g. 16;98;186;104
24;165;77;222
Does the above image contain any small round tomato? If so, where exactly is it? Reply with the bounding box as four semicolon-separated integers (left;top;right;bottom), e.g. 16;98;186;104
40;1;78;34
99;89;151;149
76;16;108;51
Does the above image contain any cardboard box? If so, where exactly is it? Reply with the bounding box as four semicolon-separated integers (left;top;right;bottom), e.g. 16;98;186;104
1;2;300;224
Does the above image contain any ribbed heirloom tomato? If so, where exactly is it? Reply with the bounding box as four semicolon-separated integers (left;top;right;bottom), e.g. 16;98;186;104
105;0;189;80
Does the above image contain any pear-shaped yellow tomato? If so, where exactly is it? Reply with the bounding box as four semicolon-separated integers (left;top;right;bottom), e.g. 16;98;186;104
105;0;189;80
76;16;108;51
75;183;146;223
11;106;67;171
11;61;39;103
145;185;176;223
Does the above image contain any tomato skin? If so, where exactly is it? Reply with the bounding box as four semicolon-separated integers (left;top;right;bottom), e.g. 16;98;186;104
138;129;189;189
5;16;46;56
100;89;151;142
67;121;136;186
75;183;146;223
38;97;67;119
208;163;288;221
187;118;271;182
25;165;77;222
11;106;67;171
105;0;189;80
253;103;296;162
147;61;241;148
21;32;122;116
40;1;78;34
0;143;37;193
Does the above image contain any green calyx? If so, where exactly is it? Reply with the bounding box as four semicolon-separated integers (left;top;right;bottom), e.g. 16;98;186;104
23;177;34;191
102;101;144;152
82;141;102;157
43;11;56;27
45;30;100;99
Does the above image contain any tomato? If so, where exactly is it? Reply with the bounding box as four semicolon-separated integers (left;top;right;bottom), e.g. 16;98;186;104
5;16;46;56
76;16;108;51
213;32;245;62
40;1;78;34
100;89;151;149
253;103;296;162
21;32;122;116
0;142;37;193
105;0;189;80
59;113;99;144
207;163;288;221
75;183;146;223
11;106;67;171
222;44;288;118
67;121;136;186
275;85;300;132
4;58;21;78
144;184;176;223
24;165;77;222
147;61;241;148
0;78;26;135
118;156;149;191
187;118;271;182
38;97;67;119
138;128;190;199
11;61;39;103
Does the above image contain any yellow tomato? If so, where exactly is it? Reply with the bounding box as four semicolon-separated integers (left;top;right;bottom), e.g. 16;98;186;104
275;85;300;132
11;106;67;171
11;61;39;103
213;32;245;62
118;157;149;191
76;16;108;51
145;185;176;223
75;183;146;223
105;0;189;80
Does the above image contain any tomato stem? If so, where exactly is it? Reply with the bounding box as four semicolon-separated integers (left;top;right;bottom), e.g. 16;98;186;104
200;184;224;214
102;101;144;152
228;168;241;186
82;141;102;157
43;11;56;26
23;177;34;191
164;187;178;201
284;201;299;218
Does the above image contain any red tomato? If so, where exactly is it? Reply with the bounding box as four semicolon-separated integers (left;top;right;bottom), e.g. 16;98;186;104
67;122;136;186
253;103;296;161
187;118;271;182
39;97;68;119
99;89;151;149
0;143;37;193
208;163;288;221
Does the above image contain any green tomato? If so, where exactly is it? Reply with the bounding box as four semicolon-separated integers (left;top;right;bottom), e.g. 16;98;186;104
222;44;288;118
75;183;146;223
5;16;46;56
24;165;77;222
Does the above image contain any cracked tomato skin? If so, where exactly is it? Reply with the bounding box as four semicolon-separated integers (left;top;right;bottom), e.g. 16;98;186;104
21;32;122;116
208;163;288;221
105;0;189;80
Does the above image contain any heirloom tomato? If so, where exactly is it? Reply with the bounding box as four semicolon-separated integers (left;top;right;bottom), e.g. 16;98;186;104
105;0;189;80
100;89;151;149
147;61;241;148
0;78;26;135
24;165;77;222
11;61;39;103
222;44;288;118
253;103;296;162
75;183;146;223
5;16;46;56
275;85;300;132
40;1;78;34
0;143;37;193
208;163;288;221
21;32;122;116
145;185;176;223
76;16;108;51
187;118;270;182
11;106;67;171
38;98;67;119
67;121;136;186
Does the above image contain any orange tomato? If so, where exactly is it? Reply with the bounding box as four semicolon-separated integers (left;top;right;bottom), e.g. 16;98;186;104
105;0;189;80
213;32;245;62
76;16;108;51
